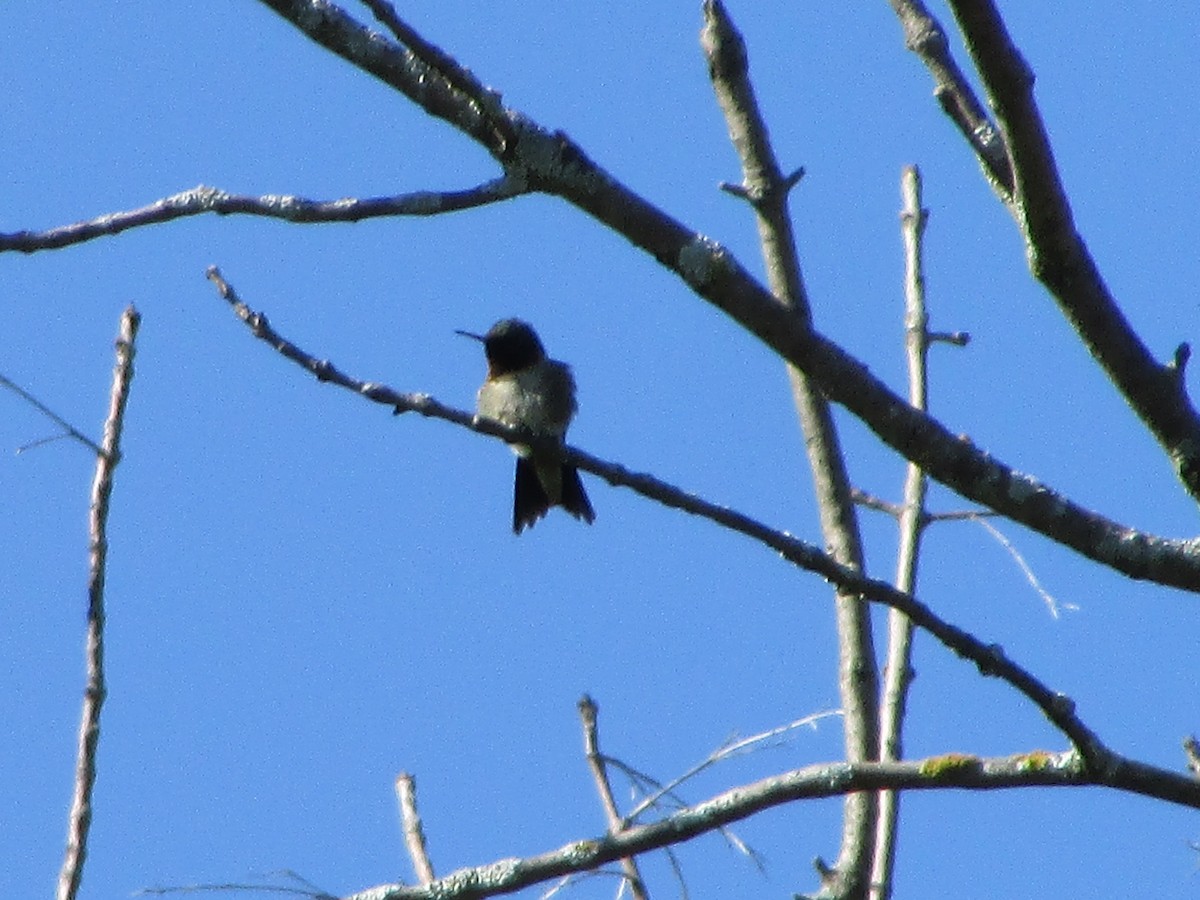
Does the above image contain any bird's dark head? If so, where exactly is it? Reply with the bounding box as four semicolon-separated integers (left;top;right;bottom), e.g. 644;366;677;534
457;318;547;376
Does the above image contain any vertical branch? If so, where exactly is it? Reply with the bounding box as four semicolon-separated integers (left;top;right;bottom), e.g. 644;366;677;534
869;168;932;900
395;773;436;885
57;305;141;900
701;3;879;895
578;696;650;900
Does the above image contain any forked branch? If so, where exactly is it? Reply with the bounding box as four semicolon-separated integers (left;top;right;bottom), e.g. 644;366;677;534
892;0;1200;500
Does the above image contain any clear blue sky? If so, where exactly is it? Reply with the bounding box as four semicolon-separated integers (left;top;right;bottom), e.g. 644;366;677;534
3;2;1199;898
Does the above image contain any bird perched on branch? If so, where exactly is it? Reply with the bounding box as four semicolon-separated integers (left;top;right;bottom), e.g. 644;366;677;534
457;318;596;534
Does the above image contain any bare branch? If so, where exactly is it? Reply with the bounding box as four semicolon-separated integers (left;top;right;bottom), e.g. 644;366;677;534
395;774;436;886
887;1;1197;483
934;0;1200;502
577;697;649;900
854;488;994;525
347;750;1200;900
57;305;140;900
0;179;527;254
701;2;878;893
138;874;334;899
871;165;932;900
206;266;1119;781
856;488;1069;617
851;488;905;520
884;0;1012;197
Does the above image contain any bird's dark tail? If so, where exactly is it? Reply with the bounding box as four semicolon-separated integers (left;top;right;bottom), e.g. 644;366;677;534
560;465;596;526
514;457;551;534
512;458;595;534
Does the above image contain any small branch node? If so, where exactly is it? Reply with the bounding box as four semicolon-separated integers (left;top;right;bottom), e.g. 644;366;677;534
1050;693;1077;718
976;643;1007;676
719;181;753;201
1168;342;1191;387
1183;736;1200;777
929;330;971;347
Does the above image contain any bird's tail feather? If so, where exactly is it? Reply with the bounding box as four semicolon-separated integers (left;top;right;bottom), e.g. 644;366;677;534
512;458;595;533
560;465;596;525
514;457;551;534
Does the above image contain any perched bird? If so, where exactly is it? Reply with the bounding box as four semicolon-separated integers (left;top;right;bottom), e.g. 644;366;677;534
457;318;596;534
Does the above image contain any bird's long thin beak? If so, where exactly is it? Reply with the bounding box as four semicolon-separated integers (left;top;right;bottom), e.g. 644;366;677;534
455;329;485;342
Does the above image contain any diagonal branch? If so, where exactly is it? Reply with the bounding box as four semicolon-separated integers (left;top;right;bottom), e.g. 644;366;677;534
205;265;1109;768
346;750;1200;900
885;0;1012;197
0;178;527;253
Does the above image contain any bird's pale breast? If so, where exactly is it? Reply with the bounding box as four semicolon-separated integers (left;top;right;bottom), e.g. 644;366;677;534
477;359;577;438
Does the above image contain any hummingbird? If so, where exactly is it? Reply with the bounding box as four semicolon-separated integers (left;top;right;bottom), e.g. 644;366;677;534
457;318;596;534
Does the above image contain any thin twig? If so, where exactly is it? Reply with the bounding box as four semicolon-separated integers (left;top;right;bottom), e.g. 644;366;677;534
624;711;842;824
857;491;1068;617
577;697;650;900
597;728;791;875
853;487;995;524
395;774;435;885
851;488;905;519
537;869;626;900
871;164;934;900
57;305;140;900
138;880;333;899
0;373;105;455
970;516;1070;618
0;178;527;253
928;330;970;346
